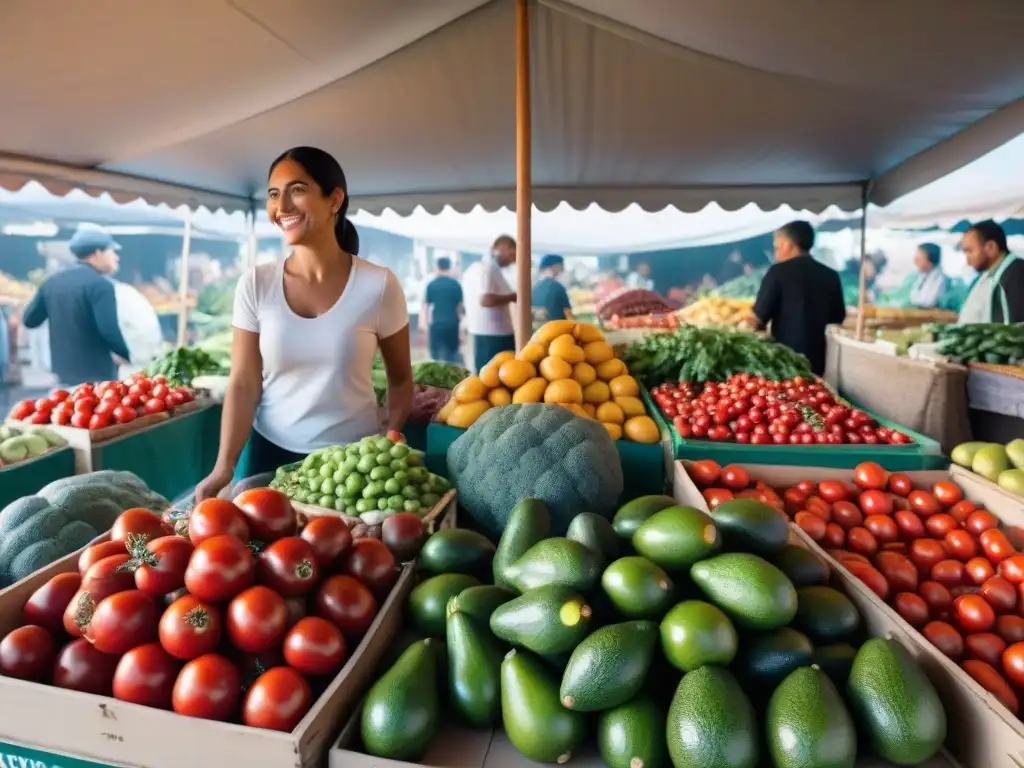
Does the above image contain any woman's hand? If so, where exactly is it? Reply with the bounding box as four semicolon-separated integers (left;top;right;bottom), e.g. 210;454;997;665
194;464;235;503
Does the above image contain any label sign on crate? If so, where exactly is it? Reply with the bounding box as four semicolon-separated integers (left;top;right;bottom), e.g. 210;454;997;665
0;740;123;768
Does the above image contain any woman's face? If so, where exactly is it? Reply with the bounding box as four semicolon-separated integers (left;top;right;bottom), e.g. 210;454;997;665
914;248;932;272
266;157;343;246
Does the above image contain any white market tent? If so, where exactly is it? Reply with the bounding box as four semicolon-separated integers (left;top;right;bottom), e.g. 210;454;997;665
1;0;1023;218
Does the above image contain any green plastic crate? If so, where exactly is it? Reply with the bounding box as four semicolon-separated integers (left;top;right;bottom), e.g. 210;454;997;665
0;447;76;510
641;387;948;471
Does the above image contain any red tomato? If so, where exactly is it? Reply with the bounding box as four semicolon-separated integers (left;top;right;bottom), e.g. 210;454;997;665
981;576;1017;614
113;404;137;424
966;557;997;585
783;488;809;515
996;616;1024;645
925;514;957;539
159;595;223;661
283;616;346;677
113;642;180;709
314;574;378;640
301;516;355;571
1004;642;1024;688
965;632;1007;667
923;621;963;660
864;514;898;543
52;638;119;695
9;399;35;420
342;539;398;597
910;539;948;573
233;488;297;543
933;481;963;508
908;491;941;518
257;537;320;597
893;592;929;627
284;597;307;628
111;508;169;545
955;593;996;633
184;535;255;603
70;412;91;429
0;625;55;681
859;490;894;517
894;511;925;540
719;465;751;491
886;473;914;497
805;497;832;521
187;499;250;546
78;540;127;574
379;514;424;563
226;586;289;654
84;590;159;655
822;523;846;549
844;561;890;600
831;501;863;530
22;572;81;633
151;383;170;400
132;535;194;597
144;398;167;415
944;530;978;562
794;512;827;541
931;559;965;589
795;479;817;496
88;413;112;430
853;462;887;490
980;529;1016;564
172;653;242;721
966;511;1000;537
1000;554;1024;584
874;551;918;592
817;480;850;503
702;488;734;509
961;660;1019;715
847;527;879;557
64;554;138;636
688;460;721;488
948;500;978;524
918;581;953;614
241;666;312;732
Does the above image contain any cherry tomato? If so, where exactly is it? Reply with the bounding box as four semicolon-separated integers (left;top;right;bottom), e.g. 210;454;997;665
159;595;223;661
226;586;289;654
948;500;978;524
783;488;809;515
111;508;169;545
52;638;119;695
893;592;929;627
172;653;242;721
864;514;898;543
966;511;999;537
981;576;1017;614
1000;554;1024;584
886;473;914;497
257;537;320;597
817;480;850;503
23;572;80;633
944;530;978;562
78;540;127;574
965;632;1007;667
844;561;889;600
961;660;1019;715
923;514;956;539
702;488;734;510
847;527;879;557
932;481;963;507
241;666;312;731
805;497;832;521
794;512;827;541
910;539;948;573
131;535;194;597
315;574;378;640
144;398;167;415
822;523;846;549
794;479;817;496
908;491;941;518
918;581;953;614
113;642;180;709
342;539;398;597
113;404;137;424
718;465;750;491
996;616;1024;645
233;488;297;544
0;625;55;681
981;529;1016;564
923;621;963;660
874;551;918;592
955;593;996;633
187;499;250;546
831;501;863;530
965;557;996;585
84;589;159;655
283;616;346;676
931;559;965;589
184;535;255;603
853;462;887;490
688;460;721;488
894;510;925;540
859;490;893;517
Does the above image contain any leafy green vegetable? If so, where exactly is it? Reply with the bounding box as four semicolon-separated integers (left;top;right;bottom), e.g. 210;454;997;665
372;355;469;404
931;322;1024;366
146;347;223;386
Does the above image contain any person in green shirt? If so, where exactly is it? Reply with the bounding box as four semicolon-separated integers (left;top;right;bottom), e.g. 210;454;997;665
958;220;1024;324
532;254;573;326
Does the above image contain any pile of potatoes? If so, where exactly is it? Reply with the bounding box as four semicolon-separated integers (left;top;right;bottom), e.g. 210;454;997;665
437;320;661;443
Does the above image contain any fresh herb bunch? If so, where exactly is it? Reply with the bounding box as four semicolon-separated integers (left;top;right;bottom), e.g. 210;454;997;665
371;355;470;404
146;347;221;386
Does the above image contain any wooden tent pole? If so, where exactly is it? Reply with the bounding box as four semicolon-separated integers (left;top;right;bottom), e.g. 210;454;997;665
514;0;533;350
175;208;193;347
854;185;869;340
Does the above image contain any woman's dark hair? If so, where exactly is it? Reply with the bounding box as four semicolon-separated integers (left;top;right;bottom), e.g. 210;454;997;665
918;242;941;267
269;146;359;255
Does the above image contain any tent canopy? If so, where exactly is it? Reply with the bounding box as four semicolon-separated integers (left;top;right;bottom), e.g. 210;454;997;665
1;0;1022;215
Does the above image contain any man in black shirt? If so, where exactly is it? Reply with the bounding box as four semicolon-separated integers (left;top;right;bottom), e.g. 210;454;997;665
753;220;846;375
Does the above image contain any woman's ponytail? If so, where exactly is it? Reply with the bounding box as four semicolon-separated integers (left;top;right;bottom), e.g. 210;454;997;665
334;198;359;255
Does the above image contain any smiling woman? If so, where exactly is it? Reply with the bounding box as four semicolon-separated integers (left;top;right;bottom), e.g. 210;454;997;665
193;147;413;502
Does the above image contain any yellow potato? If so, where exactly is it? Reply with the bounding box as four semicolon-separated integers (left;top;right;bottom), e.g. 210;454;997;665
609;375;640;398
614;395;646;418
532;319;577;347
488;387;513;407
601;422;623;441
582;380;611;404
549;334;585;364
512;377;548;404
479;362;501;389
623;415;660;444
453;376;488;404
572;322;606;344
572;362;597;386
596;358;627;381
539;356;573;382
544;379;584;405
448;401;491;429
583;341;615;366
596;401;625;425
517;343;547;365
499;359;536;389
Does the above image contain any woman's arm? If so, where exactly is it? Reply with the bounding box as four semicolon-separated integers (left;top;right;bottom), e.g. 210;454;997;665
380;326;413;434
214;327;263;473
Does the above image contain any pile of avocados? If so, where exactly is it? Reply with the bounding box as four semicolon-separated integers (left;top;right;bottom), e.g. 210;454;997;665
360;495;949;768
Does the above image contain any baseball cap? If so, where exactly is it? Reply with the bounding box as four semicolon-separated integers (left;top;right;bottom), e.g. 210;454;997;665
539;254;564;270
68;226;121;258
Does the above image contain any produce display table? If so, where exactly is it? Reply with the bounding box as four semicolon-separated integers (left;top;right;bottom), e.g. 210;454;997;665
965;364;1024;444
0;447;75;510
824;328;972;454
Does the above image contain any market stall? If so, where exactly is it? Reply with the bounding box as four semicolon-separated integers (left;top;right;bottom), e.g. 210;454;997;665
967;364;1024;444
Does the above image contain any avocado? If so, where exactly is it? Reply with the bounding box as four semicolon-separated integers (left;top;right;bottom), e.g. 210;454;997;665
950;440;989;467
767;666;856;768
659;599;738;672
1008;438;1024;471
770;544;831;587
418;529;495;575
632;506;720;571
998;468;1024;498
407;573;481;637
612;495;678;540
709;498;789;555
489;584;592;655
505;537;602;592
666;666;758;768
812;643;858;687
597;695;667;768
601;556;674;619
493;499;550;589
361;639;439;760
502;649;585;763
446;610;503;725
560;620;658;711
972;443;1011;482
734;626;814;691
690;553;798;630
446;584;516;624
847;638;947;764
566;512;619;565
792;585;860;643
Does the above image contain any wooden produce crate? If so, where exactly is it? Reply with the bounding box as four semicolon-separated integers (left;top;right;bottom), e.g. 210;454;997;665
674;461;1024;766
294;489;457;535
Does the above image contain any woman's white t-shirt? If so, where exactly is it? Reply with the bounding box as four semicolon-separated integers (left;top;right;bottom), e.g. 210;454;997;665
232;256;408;453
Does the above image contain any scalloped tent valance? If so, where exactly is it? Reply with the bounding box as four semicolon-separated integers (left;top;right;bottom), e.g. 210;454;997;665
0;0;1021;215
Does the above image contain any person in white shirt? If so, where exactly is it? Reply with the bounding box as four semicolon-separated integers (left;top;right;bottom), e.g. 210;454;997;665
462;235;517;372
626;261;654;291
113;280;165;378
908;243;949;309
194;147;413;501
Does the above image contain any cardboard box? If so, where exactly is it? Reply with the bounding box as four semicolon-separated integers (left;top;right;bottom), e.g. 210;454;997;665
674;461;1024;767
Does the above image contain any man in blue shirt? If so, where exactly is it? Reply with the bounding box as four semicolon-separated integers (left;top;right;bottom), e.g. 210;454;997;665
532;254;573;327
423;257;464;363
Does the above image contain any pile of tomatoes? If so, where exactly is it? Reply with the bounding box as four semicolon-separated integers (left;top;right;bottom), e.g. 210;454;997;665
651;373;913;445
8;374;196;430
0;488;422;731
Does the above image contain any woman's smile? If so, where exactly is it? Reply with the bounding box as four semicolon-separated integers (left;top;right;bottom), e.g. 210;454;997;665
277;213;306;232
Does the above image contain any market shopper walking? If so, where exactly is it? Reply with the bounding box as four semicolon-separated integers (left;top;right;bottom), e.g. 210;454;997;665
422;257;463;364
958;220;1024;324
462;235;517;372
532;254;573;326
22;226;132;388
195;147;413;501
753;220;846;376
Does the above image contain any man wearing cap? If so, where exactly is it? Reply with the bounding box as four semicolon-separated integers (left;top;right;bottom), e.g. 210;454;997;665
532;254;573;327
22;226;132;387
